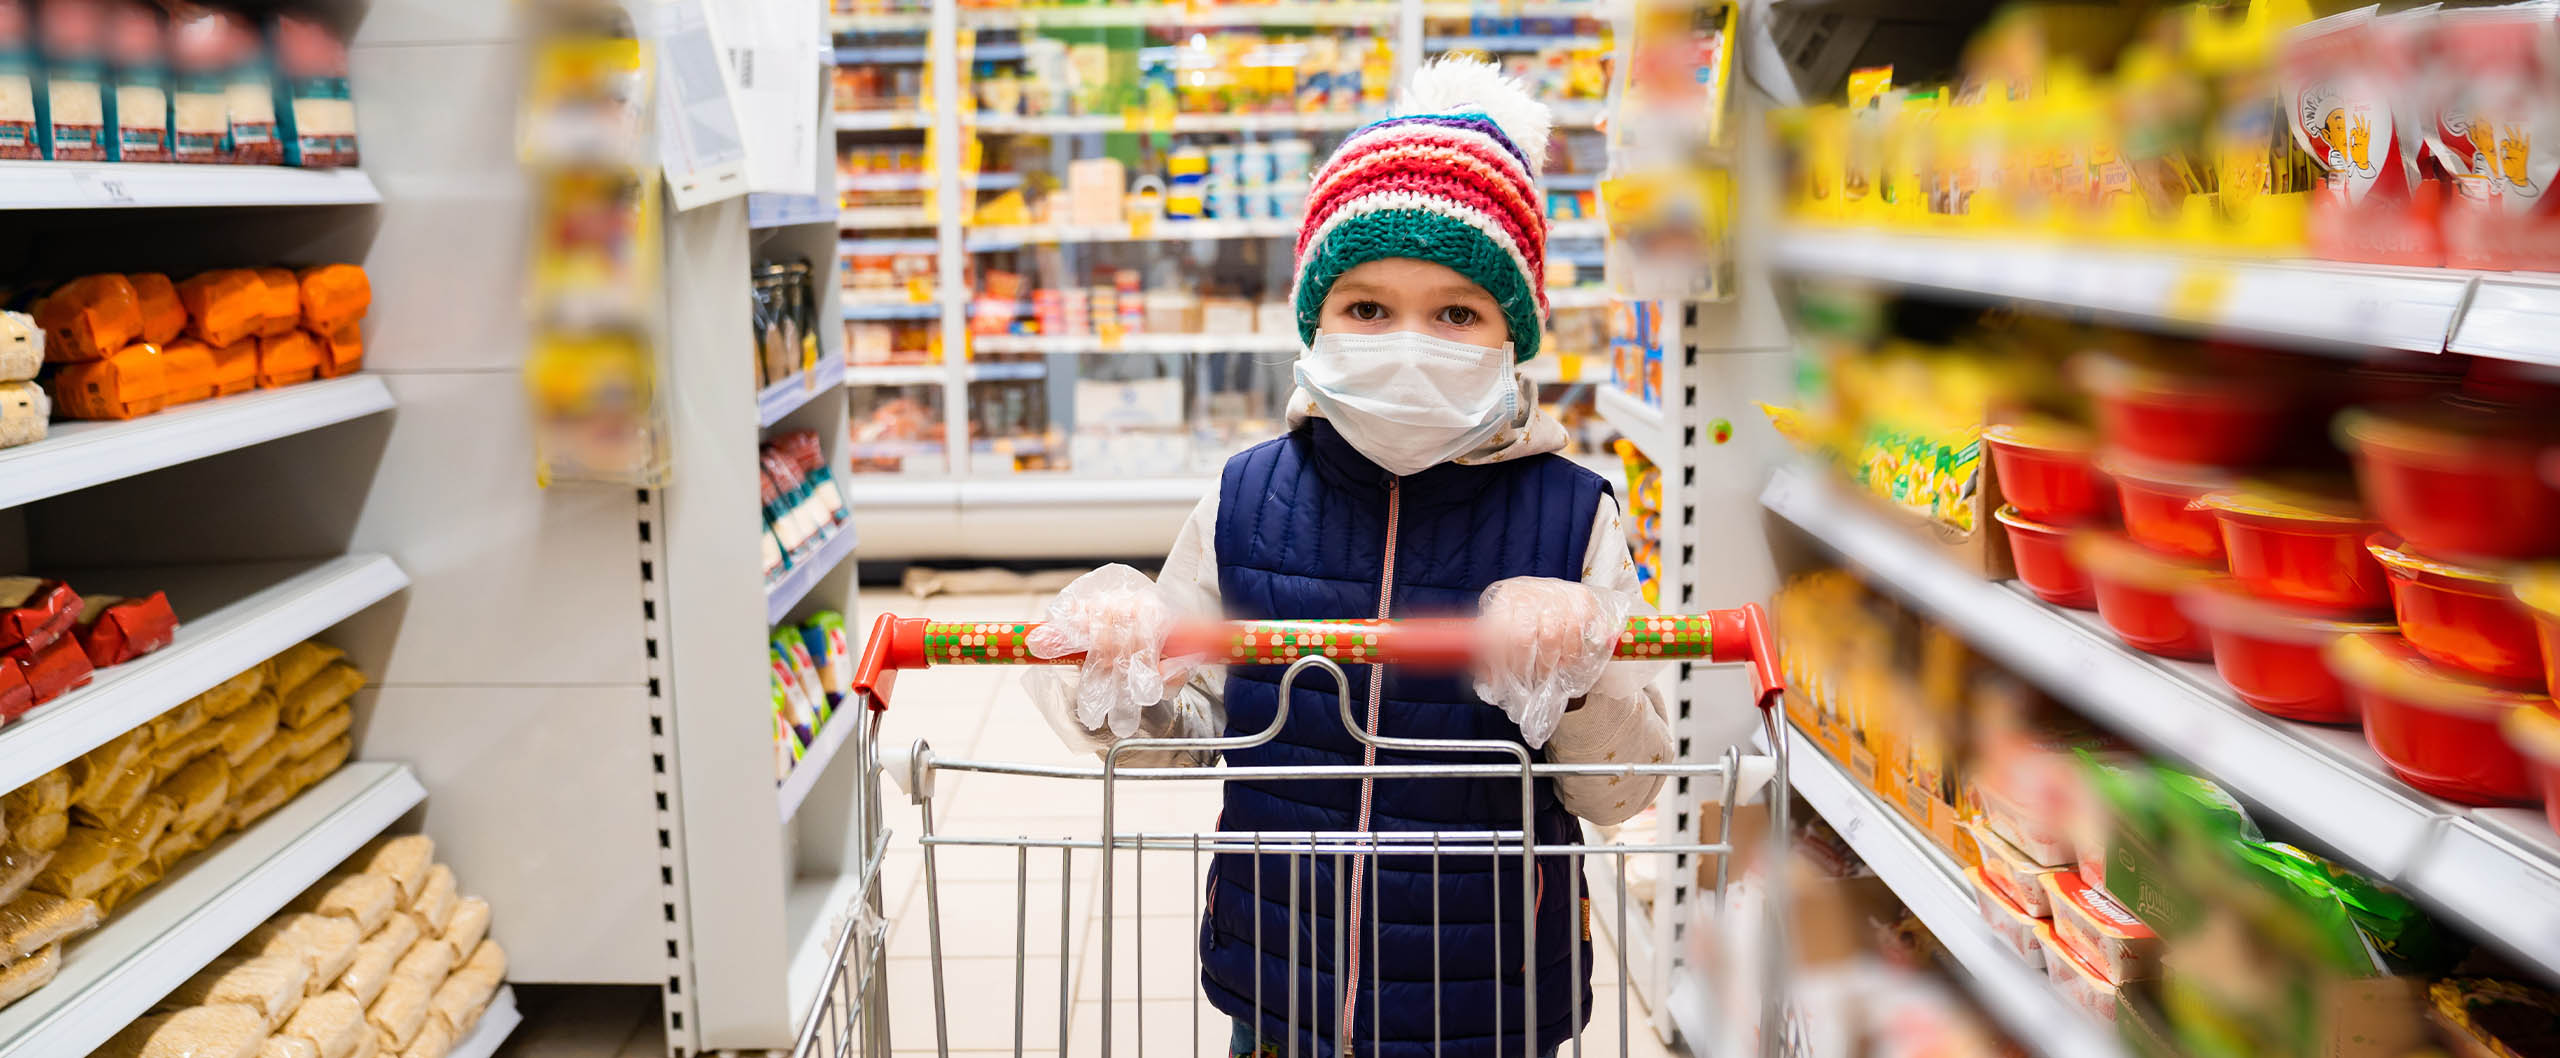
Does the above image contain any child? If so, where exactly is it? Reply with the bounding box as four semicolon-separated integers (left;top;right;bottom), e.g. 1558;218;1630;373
1028;58;1672;1058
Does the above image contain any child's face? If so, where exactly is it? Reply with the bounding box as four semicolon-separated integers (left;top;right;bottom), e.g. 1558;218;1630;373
1317;258;1508;350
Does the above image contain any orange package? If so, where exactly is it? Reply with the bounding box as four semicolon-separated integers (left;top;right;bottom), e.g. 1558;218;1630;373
255;331;324;389
315;326;361;378
207;342;256;397
255;268;301;338
177;270;266;347
158;340;218;405
128;274;186;346
51;344;169;420
34;276;143;362
297;264;370;334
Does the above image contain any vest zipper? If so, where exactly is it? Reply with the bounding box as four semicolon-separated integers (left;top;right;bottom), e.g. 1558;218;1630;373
1340;476;1397;1047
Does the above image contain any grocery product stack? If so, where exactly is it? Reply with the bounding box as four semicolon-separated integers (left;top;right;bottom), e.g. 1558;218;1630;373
1;577;177;718
98;833;507;1058
0;0;359;167
761;429;853;588
773;612;855;784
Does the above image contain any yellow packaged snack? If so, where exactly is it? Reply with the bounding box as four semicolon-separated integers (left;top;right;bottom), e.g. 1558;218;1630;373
351;835;432;906
335;912;419;1008
282;989;368;1058
235;736;290;795
104;792;178;866
232;911;360;994
151;697;209;751
159;954;313;1029
149;824;203;876
0;844;49;907
406;865;456;936
14;809;63;854
0;890;101;961
290;739;351;791
71;756;155;829
0;942;58;1008
221;692;281;767
233;773;295;829
436;897;490;964
281;663;364;729
67;728;151;809
161;754;233;832
292;873;397;935
4;768;69;818
269;642;344;694
94;1004;271;1058
196;667;268;719
32;826;126;898
284;706;352;762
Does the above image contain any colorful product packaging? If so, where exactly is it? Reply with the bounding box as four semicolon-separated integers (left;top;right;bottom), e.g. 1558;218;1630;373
0;0;34;158
104;0;165;161
35;274;142;362
2283;5;2441;264
163;1;226;162
267;12;348;167
2433;4;2560;269
34;0;108;160
52;342;169;419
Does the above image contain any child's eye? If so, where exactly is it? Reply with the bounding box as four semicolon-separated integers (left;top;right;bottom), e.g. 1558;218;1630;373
1437;305;1481;327
1346;301;1387;322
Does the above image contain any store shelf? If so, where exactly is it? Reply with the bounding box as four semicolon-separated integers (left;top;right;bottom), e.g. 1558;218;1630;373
0;160;379;209
1594;387;1673;464
1426;33;1584;49
1419;0;1602;15
840;236;939;254
0;763;425;1057
1548;218;1605;239
973;333;1301;355
841;206;933;229
1545;172;1598;191
833;44;926;64
1776;724;2130;1058
967;217;1300;251
834;110;929;131
973;112;1375;135
760;357;849;428
750;193;838;229
783;866;876;1025
0;554;407;797
1771;227;2477;357
778;710;858;822
845;364;944;386
2446;273;2560;367
0;376;392;513
963;1;1402;25
448;986;523;1058
1760;465;2560;982
830;10;934;32
854;475;1212;507
768;523;860;626
1546;285;1613;310
842;296;944;320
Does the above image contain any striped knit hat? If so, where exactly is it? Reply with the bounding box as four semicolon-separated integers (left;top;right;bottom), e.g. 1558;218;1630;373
1293;58;1552;362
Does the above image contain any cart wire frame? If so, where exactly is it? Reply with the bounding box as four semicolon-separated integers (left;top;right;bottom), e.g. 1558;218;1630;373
792;608;1791;1058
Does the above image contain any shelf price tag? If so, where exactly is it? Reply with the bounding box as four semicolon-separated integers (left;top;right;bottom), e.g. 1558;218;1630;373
75;172;135;205
2164;264;2233;324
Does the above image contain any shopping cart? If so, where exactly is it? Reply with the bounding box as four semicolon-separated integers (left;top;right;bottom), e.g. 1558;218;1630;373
794;608;1792;1058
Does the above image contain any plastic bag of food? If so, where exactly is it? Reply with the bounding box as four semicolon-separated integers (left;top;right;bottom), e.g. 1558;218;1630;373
232;912;360;993
390;936;453;992
79;591;178;666
51;342;173;420
398;1016;449;1058
280;664;363;730
93;1005;270;1058
0;577;78;649
289;739;350;791
335;913;418;1008
209;340;257;397
351;836;431;905
436;897;489;964
197;667;267;719
0;844;49;907
235;737;289;796
284;708;351;764
179;270;266;348
131;273;186;346
0;659;26;725
15;810;63;855
68;728;151;810
71;755;156;829
0;890;101;961
0;312;39;383
297;265;370;335
292;873;396;935
0;942;58;1008
428;941;503;1035
160;954;313;1028
259;1035;320;1058
151;824;203;876
315;327;361;379
106;792;178;865
250;269;300;339
405;866;455;936
281;988;365;1058
161;754;232;832
158;339;218;406
32;826;125;898
269;643;343;695
232;774;294;829
3;768;67;817
33;274;141;362
221;693;281;768
150;698;210;752
255;331;324;389
366;968;434;1051
16;636;96;705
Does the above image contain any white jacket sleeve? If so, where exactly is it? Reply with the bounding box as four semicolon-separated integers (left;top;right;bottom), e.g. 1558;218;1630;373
1543;493;1675;827
1156;493;1228;757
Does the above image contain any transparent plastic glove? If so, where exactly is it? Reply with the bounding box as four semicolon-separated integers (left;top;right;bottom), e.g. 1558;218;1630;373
1022;564;1202;741
1472;576;1634;749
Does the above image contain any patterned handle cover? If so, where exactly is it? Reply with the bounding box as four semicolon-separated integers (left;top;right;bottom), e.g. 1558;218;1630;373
912;614;1719;665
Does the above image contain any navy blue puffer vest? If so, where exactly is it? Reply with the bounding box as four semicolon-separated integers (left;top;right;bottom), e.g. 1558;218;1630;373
1196;419;1609;1058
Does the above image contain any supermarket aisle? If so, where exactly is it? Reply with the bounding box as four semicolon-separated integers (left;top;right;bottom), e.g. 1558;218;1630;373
859;588;1679;1058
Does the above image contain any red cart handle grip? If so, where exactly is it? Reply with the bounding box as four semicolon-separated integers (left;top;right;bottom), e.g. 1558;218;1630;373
854;606;1785;714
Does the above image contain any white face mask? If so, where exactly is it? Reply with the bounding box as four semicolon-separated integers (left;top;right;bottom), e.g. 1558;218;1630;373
1296;330;1519;477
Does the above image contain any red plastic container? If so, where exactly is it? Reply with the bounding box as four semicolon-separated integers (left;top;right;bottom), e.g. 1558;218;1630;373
2517;567;2560;697
2097;453;2229;563
2367;536;2545;689
2194;487;2389;613
1996;505;2097;609
2075;353;2290;467
2338;403;2560;561
2503;704;2560;836
2183;581;2394;724
2072;532;2218;660
1985;421;2109;525
2330;633;2543;805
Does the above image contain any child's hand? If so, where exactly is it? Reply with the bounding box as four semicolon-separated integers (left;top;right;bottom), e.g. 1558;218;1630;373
1472;577;1635;748
1026;564;1198;739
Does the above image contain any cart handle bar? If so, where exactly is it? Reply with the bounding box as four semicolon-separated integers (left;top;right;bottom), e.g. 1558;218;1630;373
853;606;1783;716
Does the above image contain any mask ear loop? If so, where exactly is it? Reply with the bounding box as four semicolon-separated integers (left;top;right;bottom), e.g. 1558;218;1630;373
1509;368;1533;429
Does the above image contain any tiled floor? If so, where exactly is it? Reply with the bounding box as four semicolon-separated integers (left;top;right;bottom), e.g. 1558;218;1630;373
857;589;1685;1058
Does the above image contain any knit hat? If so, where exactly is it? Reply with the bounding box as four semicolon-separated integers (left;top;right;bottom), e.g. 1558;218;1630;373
1292;57;1552;363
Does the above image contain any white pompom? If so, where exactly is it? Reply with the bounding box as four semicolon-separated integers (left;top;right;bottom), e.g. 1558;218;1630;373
1394;56;1552;176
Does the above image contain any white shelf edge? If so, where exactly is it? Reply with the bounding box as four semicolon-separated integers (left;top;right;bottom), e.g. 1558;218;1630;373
446;985;523;1058
839;207;933;230
750;193;836;229
0;376;394;513
0;161;379;210
767;524;860;626
966;218;1301;250
833;111;928;131
851;476;1213;508
1594;386;1674;464
962;2;1404;26
0;763;425;1057
972;113;1375;134
970;333;1302;355
1779;725;2130;1058
1760;465;2560;983
0;554;409;796
778;708;859;823
759;358;849;428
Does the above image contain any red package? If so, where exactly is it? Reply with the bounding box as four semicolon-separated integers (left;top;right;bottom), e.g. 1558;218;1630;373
2433;6;2560;269
0;578;81;652
74;592;175;666
0;660;30;721
2286;6;2443;265
17;636;93;703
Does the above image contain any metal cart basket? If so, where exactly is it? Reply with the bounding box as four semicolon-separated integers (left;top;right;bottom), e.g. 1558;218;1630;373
794;607;1791;1058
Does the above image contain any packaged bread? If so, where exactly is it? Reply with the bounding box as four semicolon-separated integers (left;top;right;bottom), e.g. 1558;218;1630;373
254;269;301;338
234;912;360;993
428;941;503;1036
221;693;282;767
33;826;127;898
0;890;100;961
152;698;212;752
366;972;431;1051
232;774;294;829
162;754;233;832
0;381;44;450
235;737;290;795
315;327;361;379
284;708;352;763
0;311;39;382
269;643;344;694
153;731;228;788
348;1025;380;1058
260;1036;321;1058
292;873;396;934
0;941;57;1007
78;592;179;666
131;272;187;346
2039;870;2160;984
34;274;142;361
255;331;325;389
16;809;64;854
107;791;178;860
72;756;156;829
179;270;267;348
197;668;268;719
281;664;363;729
94;875;144;915
209;340;257;397
350;836;431;905
335;913;418;1008
406;866;456;936
94;1005;270;1058
68;727;151;807
397;1016;449;1058
297;265;370;334
281;989;366;1058
161;954;313;1028
52;343;171;420
158;339;219;405
436;897;489;964
3;768;68;818
0;844;48;907
390;936;454;992
150;824;204;876
290;740;351;791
